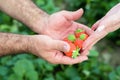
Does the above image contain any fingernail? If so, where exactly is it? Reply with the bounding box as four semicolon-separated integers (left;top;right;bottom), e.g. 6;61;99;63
82;46;86;51
96;25;105;32
63;44;70;52
82;47;85;50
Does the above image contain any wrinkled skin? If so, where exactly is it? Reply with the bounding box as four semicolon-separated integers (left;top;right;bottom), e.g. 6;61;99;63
82;3;120;52
40;9;93;40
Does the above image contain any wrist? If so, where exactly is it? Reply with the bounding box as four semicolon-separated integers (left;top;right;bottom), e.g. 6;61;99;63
26;35;42;56
27;35;51;56
29;12;49;34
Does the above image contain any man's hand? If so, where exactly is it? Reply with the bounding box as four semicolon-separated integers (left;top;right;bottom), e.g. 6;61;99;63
38;9;93;40
0;33;88;64
28;35;88;64
82;3;120;52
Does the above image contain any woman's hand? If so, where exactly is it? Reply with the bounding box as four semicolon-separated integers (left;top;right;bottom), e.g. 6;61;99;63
82;3;120;52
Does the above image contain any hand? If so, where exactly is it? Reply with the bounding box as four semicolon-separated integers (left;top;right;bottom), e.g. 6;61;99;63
32;9;94;58
28;35;88;64
82;3;120;51
36;9;93;40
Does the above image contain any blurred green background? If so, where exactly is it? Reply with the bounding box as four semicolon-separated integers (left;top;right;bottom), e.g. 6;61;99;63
0;0;120;80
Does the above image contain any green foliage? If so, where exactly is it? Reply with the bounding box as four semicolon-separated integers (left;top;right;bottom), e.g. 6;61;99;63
0;0;120;80
109;66;120;80
0;53;118;80
89;50;99;57
34;0;60;14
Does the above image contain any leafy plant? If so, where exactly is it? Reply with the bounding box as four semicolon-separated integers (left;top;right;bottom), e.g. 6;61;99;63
0;0;120;80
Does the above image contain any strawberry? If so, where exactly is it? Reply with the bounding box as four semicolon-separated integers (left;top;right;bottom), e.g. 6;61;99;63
63;38;72;43
75;29;85;38
74;39;84;49
67;34;76;42
63;28;89;58
79;33;89;41
64;41;80;58
64;42;76;57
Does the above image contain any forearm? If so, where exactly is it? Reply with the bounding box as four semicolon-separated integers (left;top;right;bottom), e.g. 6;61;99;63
0;33;30;56
0;0;49;33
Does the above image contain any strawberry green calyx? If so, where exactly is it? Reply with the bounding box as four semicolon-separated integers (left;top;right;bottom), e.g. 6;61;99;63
68;34;76;42
75;29;84;33
79;34;86;40
72;48;80;58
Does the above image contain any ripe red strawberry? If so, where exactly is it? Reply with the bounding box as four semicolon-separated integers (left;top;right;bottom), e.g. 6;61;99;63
63;28;89;58
64;42;76;57
75;29;85;38
79;33;89;41
74;39;84;49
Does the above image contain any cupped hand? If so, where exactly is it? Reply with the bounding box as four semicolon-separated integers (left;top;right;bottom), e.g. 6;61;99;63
82;3;120;52
39;9;93;40
28;35;88;65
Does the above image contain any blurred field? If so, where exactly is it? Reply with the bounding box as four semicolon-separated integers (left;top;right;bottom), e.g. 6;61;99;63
0;0;120;80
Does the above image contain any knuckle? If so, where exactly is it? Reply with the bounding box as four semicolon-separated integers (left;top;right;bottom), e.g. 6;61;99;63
60;10;69;15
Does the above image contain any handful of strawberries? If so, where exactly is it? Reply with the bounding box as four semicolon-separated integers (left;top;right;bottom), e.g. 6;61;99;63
63;28;89;58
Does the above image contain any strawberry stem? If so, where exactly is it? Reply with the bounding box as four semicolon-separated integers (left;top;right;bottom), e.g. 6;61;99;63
79;34;86;40
72;48;80;58
75;29;84;33
68;34;76;42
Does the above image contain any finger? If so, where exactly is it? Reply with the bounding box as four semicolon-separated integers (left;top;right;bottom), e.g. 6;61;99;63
61;8;84;21
80;50;89;56
52;51;88;65
82;30;107;51
91;20;101;30
59;55;88;65
105;3;120;16
76;23;94;35
50;40;70;52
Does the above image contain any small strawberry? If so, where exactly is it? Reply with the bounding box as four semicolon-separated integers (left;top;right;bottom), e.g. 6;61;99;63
63;38;72;43
75;29;85;38
63;28;89;58
67;34;76;42
64;42;76;57
79;33;89;41
74;39;84;49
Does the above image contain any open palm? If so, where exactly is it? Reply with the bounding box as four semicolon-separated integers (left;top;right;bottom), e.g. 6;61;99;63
41;9;93;40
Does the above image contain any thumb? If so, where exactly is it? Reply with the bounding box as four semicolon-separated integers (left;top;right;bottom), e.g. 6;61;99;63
61;8;84;21
51;40;70;52
91;20;101;30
